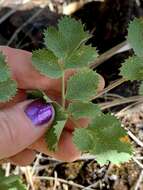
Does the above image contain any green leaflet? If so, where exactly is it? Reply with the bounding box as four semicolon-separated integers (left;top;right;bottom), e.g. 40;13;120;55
73;128;93;151
120;56;143;80
45;120;66;151
0;79;17;102
0;53;11;82
128;18;143;57
139;81;143;95
0;168;26;190
65;45;98;69
58;17;91;55
32;49;63;78
44;17;90;59
68;102;101;119
66;69;99;101
52;102;68;123
44;26;67;59
45;102;67;151
95;151;132;165
73;114;133;164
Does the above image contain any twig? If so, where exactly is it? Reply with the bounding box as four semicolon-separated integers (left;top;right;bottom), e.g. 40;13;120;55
100;96;143;110
133;157;143;169
0;5;21;24
7;6;47;46
5;163;11;177
135;170;143;190
33;176;87;189
128;131;143;148
94;78;126;99
90;41;130;69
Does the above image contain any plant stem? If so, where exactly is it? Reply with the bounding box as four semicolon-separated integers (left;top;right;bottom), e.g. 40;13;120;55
62;72;65;109
90;40;129;69
100;96;143;110
94;78;126;100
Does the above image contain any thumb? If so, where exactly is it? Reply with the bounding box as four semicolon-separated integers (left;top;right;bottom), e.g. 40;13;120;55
0;99;54;159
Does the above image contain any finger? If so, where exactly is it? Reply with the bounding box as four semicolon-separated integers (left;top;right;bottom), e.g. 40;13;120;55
0;99;54;159
30;130;81;162
0;47;105;93
8;149;36;166
0;46;73;91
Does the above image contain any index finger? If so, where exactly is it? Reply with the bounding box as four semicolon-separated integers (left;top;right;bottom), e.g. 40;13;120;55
0;46;73;92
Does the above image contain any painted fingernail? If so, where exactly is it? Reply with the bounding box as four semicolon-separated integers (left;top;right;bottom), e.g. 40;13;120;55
25;99;54;126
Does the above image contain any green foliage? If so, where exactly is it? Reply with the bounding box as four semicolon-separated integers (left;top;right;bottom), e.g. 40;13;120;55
0;168;26;190
32;49;63;78
68;102;101;119
0;79;17;102
120;56;143;80
45;120;66;151
0;16;134;165
0;53;11;82
66;69;99;101
127;18;143;57
44;17;90;59
64;45;98;69
45;102;67;151
73;114;132;164
0;53;17;102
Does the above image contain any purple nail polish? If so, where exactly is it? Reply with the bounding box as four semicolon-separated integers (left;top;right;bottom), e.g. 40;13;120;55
25;99;54;126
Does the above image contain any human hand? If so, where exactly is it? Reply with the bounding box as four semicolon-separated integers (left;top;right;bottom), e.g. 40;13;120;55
0;46;104;166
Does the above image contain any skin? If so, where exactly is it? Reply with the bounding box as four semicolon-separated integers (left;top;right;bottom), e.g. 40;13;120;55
0;46;105;166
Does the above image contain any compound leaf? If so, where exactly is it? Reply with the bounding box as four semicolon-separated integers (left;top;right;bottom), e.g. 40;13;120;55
73;114;133;165
65;45;98;69
128;18;143;57
32;49;63;78
68;102;101;119
0;79;17;102
120;56;143;80
66;69;99;101
0;52;11;82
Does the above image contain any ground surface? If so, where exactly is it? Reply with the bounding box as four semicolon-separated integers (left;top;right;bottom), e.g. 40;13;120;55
1;0;143;189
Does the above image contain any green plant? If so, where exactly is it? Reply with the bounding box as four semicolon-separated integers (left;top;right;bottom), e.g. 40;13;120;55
1;16;139;167
0;167;26;190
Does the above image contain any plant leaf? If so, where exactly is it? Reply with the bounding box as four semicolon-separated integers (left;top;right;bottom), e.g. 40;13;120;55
120;56;143;80
66;69;99;101
58;16;91;55
32;49;63;78
73;114;133;164
44;17;91;59
0;52;11;82
73;128;93;151
44;26;67;59
0;168;26;190
0;79;17;102
127;18;143;57
45;103;67;151
65;45;98;69
45;120;66;151
68;102;101;119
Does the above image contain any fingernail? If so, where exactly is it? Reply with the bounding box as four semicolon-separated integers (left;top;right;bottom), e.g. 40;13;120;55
25;99;54;126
